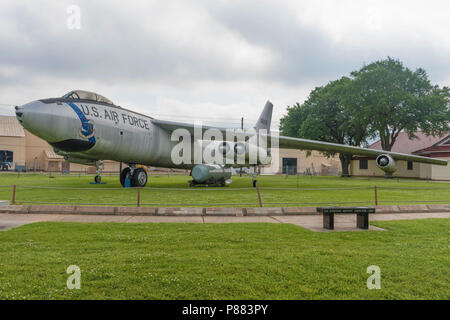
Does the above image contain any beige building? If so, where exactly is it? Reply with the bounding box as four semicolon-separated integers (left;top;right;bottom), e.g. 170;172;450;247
350;132;450;180
261;148;341;175
0;117;26;171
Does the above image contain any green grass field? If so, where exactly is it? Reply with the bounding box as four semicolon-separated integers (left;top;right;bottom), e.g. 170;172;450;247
1;173;450;207
0;219;448;299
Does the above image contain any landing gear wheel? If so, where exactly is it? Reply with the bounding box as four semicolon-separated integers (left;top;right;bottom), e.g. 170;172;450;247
132;168;148;188
94;175;101;184
120;167;131;187
252;179;257;188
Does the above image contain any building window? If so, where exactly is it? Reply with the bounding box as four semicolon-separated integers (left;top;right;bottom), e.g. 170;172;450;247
282;158;297;174
407;161;413;170
0;150;13;171
359;159;368;170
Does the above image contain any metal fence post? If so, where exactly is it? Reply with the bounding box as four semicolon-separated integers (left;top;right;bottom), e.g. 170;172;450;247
12;185;16;204
374;185;378;206
137;187;141;207
256;183;263;207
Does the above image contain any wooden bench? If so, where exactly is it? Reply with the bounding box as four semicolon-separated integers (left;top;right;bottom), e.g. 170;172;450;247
316;207;376;230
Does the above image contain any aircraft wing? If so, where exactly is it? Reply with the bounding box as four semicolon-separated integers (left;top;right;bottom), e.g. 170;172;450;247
151;119;231;136
151;119;447;166
275;135;448;166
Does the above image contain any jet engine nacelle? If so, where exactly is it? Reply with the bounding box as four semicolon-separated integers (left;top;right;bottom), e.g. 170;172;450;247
214;141;272;165
376;154;397;174
191;164;232;185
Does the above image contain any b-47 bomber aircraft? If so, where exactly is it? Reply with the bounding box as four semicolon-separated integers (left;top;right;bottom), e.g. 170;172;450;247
14;90;447;187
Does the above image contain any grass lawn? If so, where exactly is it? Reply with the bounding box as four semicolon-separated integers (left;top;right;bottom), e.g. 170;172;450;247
0;173;450;207
0;219;448;299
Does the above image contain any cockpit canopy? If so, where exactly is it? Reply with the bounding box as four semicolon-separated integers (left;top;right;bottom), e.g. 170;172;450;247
63;90;114;105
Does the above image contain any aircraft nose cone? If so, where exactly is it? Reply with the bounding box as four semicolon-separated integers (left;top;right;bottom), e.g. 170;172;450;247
15;101;47;137
16;100;77;143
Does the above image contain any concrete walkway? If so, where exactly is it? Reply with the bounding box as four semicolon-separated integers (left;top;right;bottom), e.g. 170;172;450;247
0;212;448;232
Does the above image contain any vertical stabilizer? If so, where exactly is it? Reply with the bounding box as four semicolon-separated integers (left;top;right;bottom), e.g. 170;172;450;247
254;101;273;132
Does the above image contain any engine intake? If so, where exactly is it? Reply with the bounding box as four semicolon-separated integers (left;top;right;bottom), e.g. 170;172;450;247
376;154;397;174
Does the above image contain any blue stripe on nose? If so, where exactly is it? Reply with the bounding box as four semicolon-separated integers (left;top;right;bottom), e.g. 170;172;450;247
66;102;96;143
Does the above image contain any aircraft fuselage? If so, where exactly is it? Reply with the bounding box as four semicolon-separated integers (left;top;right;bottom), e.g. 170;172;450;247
16;98;184;168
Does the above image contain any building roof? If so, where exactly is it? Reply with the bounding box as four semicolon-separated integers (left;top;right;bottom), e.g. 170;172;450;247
44;150;64;160
412;135;450;157
0;116;25;137
368;131;448;154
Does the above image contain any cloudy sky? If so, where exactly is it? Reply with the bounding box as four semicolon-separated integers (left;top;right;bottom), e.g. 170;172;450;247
1;0;449;128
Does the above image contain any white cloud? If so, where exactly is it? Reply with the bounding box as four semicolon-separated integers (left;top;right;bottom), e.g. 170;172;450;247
0;0;449;123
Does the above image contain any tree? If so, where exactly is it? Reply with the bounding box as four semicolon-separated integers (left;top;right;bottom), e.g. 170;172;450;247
280;77;369;176
349;57;450;152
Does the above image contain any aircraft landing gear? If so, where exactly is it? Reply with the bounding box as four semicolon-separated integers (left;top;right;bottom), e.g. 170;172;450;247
133;168;148;187
120;167;131;187
94;160;103;184
120;165;148;188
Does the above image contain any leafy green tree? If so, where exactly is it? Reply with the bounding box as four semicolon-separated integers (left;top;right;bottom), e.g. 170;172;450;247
280;77;369;176
349;57;450;151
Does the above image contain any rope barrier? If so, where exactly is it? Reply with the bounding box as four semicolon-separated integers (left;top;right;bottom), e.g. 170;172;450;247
15;185;133;190
262;201;372;205
7;185;443;191
18;200;257;206
377;186;450;190
4;184;450;207
19;201;138;206
141;202;258;206
259;186;373;191
13;185;256;191
16;199;450;206
137;187;256;191
378;199;450;203
11;185;357;191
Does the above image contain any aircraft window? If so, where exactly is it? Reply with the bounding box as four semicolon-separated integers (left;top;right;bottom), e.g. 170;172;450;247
64;92;80;99
63;90;114;105
95;94;114;105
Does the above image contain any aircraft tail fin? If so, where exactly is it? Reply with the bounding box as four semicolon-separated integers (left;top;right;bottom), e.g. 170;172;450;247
254;101;273;132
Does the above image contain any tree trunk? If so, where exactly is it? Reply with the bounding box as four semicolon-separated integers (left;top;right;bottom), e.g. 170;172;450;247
381;131;395;178
381;138;392;152
339;153;352;177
